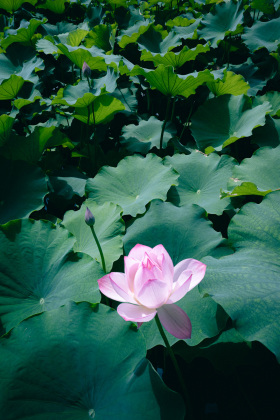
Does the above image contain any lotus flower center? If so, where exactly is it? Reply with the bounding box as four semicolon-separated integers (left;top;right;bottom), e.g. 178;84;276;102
88;409;95;418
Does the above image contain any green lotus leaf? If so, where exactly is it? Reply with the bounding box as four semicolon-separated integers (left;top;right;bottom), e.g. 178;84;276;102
166;16;196;28
111;83;138;113
0;0;37;13
173;19;201;40
132;65;214;98
117;20;152;48
251;0;275;13
13;87;42;110
0;219;103;332
74;95;125;125
229;58;268;96
137;26;181;53
0;75;24;100
242;17;280;53
124;200;226;265
165;152;236;215
62;200;125;272
66;28;89;47
254;92;280;117
191;94;271;151
250;116;280;148
198;0;244;48
0;126;72;164
48;166;87;199
0;158;47;224
37;0;68;13
121;116;176;153
57;44;107;71
208;70;249;96
141;44;210;69
201;191;280;361
36;36;59;54
222;182;271;198
228;146;280;194
52;69;117;108
84;23;116;52
0;52;44;84
1;18;46;50
0;302;185;419
85;154;179;217
123;200;228;348
0;115;14;147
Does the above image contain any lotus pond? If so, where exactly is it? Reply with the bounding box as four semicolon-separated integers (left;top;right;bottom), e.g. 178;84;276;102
0;0;280;419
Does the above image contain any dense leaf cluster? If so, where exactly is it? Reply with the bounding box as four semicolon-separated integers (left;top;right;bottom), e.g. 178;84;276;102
0;0;280;418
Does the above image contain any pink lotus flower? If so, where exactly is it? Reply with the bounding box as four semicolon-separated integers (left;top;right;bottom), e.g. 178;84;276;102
98;244;206;339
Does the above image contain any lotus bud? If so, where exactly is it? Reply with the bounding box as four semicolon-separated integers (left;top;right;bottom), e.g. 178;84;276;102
82;61;91;78
85;207;95;226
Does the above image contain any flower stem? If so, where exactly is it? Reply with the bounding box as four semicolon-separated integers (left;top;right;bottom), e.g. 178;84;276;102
159;96;171;150
90;226;106;273
155;314;194;419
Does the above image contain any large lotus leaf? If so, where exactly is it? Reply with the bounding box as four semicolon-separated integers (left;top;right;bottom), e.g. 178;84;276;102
37;0;68;13
201;191;280;361
111;83;138;113
166;16;196;28
0;219;103;332
57;44;107;71
123;200;227;265
117;20;151;48
173;19;200;39
229;58;268;96
141;44;210;69
250;116;280;148
251;0;275;13
84;24;116;52
132;65;214;98
165;152;236;215
74;95;125;125
13;87;42;110
48;167;87;199
0;0;37;12
208;70;249;96
121;116;176;153
1;19;46;50
52;70;117;108
0;115;14;146
137;27;181;54
0;75;24;100
0;158;47;224
123;200;228;348
62;200;125;272
0;126;72;164
254;92;280;117
65;28;89;47
191;94;271;151
85;154;179;217
0;52;44;84
0;302;185;420
198;0;244;48
242;17;280;53
229;146;280;194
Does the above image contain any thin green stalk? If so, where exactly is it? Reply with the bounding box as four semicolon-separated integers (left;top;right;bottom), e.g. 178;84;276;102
90;226;106;273
179;100;195;143
89;224;109;306
170;98;176;122
159;96;171;150
155;315;194;419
